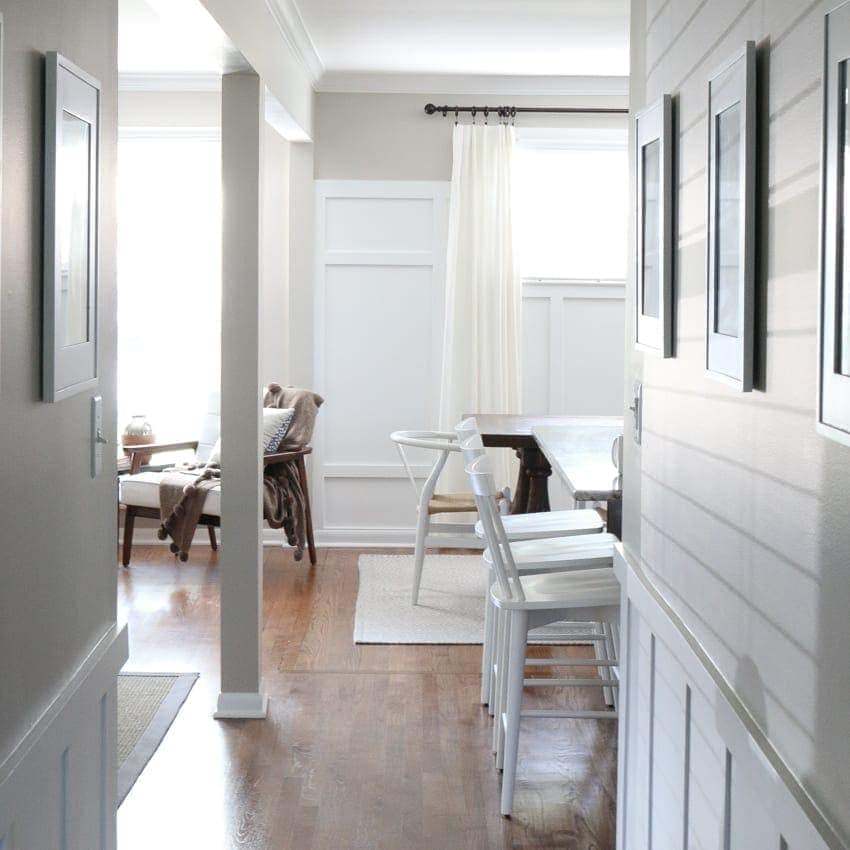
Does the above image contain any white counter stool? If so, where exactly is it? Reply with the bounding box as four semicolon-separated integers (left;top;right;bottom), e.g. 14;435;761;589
466;453;620;817
454;423;614;708
391;429;511;604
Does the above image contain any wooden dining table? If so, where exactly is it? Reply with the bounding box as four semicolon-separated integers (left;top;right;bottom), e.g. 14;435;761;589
469;413;624;535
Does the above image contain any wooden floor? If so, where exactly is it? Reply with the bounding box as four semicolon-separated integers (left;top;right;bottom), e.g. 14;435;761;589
116;545;617;850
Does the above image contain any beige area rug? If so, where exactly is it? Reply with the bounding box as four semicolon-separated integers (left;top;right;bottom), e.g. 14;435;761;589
117;672;198;804
354;553;596;645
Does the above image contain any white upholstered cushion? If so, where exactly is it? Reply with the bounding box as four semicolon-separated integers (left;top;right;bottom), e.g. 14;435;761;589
119;471;222;517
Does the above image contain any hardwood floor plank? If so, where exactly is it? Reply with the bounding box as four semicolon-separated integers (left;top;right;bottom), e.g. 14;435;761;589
116;544;616;849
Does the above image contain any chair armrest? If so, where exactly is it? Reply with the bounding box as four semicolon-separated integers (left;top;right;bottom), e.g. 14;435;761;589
263;446;312;466
124;440;199;474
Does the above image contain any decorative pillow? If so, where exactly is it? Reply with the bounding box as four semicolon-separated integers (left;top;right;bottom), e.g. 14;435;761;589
263;407;295;452
208;437;221;465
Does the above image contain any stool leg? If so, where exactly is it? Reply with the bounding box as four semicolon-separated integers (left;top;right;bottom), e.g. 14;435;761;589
480;586;495;704
207;525;218;550
597;621;614;708
500;609;528;816
493;609;509;756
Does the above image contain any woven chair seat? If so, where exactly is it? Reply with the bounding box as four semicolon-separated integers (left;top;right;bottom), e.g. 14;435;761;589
428;491;505;515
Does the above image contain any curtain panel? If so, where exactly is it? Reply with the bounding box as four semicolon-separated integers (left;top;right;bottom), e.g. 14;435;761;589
439;123;522;488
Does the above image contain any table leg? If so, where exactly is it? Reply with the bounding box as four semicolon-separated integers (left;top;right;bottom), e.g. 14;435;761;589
525;447;551;513
511;447;552;514
510;449;530;514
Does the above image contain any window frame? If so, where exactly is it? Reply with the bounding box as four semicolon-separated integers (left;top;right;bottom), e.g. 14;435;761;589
513;126;629;282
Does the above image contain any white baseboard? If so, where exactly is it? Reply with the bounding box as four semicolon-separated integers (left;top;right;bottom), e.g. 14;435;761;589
0;624;128;849
120;527;483;550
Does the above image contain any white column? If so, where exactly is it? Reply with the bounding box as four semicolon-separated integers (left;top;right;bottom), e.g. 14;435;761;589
215;71;267;719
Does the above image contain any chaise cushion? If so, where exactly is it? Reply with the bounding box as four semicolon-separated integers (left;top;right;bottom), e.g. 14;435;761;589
119;470;222;517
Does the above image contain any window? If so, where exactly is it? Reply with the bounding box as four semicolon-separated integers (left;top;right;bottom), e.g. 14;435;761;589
117;130;221;445
513;128;629;281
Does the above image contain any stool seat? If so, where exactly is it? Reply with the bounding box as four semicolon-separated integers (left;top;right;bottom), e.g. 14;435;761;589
475;507;603;540
483;532;617;573
490;568;620;611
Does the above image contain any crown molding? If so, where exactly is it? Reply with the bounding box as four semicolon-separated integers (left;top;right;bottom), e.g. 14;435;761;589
264;0;324;86
315;71;630;98
118;72;222;92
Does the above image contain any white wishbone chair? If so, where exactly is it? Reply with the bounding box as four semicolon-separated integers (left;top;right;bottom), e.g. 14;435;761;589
390;429;510;604
466;453;620;817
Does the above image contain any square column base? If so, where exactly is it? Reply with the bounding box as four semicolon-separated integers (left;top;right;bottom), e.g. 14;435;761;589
214;691;268;719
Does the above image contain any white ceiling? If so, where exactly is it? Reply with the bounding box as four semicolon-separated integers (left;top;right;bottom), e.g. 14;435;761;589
118;0;243;74
290;0;629;79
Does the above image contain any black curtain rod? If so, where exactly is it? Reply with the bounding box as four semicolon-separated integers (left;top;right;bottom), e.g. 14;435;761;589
424;103;628;118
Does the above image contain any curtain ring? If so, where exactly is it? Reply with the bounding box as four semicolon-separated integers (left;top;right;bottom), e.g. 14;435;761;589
471;107;477;123
454;108;459;126
484;106;489;125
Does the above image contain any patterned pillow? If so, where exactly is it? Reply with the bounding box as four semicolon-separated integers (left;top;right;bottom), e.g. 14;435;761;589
263;407;295;452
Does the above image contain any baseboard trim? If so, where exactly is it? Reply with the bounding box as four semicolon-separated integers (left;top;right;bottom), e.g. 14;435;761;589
0;623;128;787
214;691;268;719
120;528;483;550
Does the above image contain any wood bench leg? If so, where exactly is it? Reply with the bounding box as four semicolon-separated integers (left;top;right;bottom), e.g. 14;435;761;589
207;525;218;550
122;506;136;568
297;455;317;566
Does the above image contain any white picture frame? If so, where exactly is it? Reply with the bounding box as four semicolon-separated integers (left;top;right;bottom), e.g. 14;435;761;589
706;42;756;391
635;94;674;356
818;1;850;445
43;52;101;402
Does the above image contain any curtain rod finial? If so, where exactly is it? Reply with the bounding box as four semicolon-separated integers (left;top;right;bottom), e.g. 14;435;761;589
424;103;437;115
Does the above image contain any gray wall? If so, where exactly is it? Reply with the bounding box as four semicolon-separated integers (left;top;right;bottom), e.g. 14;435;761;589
627;0;850;838
314;90;628;181
262;123;291;386
0;0;118;761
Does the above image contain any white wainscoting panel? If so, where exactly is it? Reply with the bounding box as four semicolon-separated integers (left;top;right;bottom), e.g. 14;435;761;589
313;181;450;540
615;547;844;850
521;279;626;417
0;625;128;850
312;183;626;543
522;279;625;510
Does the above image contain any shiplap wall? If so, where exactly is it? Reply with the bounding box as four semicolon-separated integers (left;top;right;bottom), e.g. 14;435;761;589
616;549;841;849
625;0;850;842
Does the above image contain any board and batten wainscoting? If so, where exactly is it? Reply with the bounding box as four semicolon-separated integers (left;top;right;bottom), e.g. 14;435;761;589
615;548;843;849
312;180;450;546
0;626;128;850
311;180;626;546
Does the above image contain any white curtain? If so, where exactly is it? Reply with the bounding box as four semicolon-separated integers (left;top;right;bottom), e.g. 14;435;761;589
438;123;522;490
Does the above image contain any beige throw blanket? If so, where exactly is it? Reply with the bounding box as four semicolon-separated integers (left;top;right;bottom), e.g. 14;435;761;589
157;463;221;561
158;384;324;562
261;383;324;560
